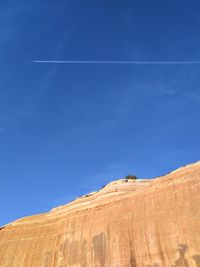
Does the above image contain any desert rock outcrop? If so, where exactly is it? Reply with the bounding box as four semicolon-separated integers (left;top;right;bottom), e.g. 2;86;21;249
0;162;200;266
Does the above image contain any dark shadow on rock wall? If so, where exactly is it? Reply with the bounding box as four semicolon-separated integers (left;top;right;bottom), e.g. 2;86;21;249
172;244;189;267
51;236;200;267
172;244;200;267
145;243;200;267
129;238;136;267
192;255;200;267
92;232;106;267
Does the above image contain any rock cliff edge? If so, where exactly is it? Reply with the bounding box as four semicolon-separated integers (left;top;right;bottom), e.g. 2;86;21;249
0;162;200;266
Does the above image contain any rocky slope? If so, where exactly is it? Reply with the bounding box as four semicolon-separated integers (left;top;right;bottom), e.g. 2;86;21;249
0;162;200;267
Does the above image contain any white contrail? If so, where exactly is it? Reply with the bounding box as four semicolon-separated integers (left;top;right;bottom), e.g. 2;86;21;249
33;60;200;64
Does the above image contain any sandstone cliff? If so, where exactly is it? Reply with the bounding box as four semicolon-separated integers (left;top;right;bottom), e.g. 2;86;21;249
0;162;200;267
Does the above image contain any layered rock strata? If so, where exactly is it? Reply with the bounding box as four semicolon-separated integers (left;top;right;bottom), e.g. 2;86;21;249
0;162;200;267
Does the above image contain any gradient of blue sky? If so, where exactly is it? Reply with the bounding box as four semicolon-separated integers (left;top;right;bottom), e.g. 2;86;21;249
1;0;200;226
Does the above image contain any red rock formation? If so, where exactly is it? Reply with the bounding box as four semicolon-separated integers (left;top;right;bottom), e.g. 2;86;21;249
0;162;200;267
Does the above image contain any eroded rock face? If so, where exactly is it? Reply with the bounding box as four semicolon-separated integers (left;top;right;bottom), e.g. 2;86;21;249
0;162;200;267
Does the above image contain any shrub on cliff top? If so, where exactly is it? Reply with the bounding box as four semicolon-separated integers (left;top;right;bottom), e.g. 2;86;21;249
126;175;137;180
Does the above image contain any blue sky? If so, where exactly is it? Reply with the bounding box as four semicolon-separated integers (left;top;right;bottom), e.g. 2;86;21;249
1;0;200;226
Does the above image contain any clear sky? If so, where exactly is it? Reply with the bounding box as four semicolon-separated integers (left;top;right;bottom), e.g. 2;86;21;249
1;0;200;226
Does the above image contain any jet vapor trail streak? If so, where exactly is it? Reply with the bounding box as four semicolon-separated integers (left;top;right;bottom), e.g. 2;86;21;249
33;60;200;64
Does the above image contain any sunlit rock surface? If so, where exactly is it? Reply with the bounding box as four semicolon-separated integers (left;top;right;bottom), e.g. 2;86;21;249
0;162;200;267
